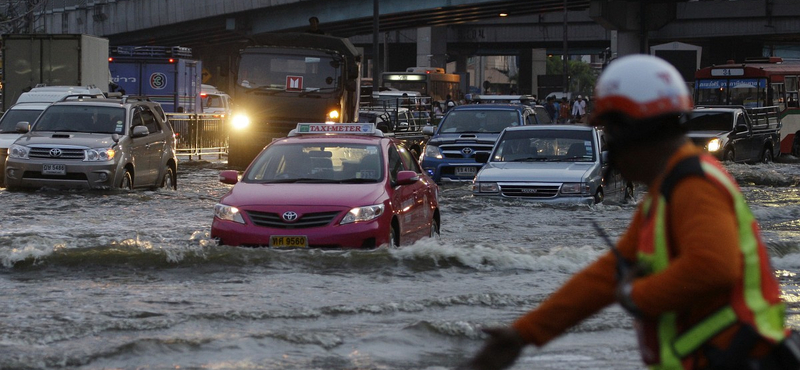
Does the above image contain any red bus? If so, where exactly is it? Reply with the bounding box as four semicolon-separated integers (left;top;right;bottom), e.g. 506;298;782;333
695;57;800;156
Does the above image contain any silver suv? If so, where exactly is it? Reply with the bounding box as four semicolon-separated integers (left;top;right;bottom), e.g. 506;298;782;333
5;96;178;190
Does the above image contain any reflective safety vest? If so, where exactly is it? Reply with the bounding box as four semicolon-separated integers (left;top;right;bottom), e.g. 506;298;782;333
636;155;787;370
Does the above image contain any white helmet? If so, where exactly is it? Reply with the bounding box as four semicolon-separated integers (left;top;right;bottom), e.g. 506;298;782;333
593;54;692;122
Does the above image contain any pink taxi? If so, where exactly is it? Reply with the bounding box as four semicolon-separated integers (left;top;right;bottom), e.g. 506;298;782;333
211;123;440;248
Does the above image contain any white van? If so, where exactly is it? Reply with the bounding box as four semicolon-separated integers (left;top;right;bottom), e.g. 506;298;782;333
15;85;105;104
200;84;233;117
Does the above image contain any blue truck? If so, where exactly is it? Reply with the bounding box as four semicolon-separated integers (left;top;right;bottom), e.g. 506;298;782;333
108;46;202;113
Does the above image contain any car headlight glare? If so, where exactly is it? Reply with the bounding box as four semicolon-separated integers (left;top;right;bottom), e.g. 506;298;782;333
474;182;498;193
561;182;590;195
85;148;115;161
231;114;250;130
327;109;340;121
707;138;721;152
8;144;29;159
424;144;442;159
340;204;384;224
214;203;245;224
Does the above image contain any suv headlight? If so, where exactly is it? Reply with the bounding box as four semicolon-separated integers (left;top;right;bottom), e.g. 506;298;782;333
561;182;590;195
214;203;245;224
424;144;442;159
8;144;29;159
340;204;384;224
85;148;115;161
473;182;498;193
231;114;250;130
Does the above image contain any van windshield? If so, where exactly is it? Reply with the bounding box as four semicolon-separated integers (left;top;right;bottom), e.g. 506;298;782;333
33;106;126;134
0;108;44;133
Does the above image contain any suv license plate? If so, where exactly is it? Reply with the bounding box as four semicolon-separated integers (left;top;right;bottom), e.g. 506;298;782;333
454;166;476;177
42;164;66;175
269;236;308;248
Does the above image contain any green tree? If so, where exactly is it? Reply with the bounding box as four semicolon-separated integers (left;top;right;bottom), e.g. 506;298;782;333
546;56;597;97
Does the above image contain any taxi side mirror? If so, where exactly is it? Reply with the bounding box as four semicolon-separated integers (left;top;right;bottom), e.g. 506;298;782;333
395;170;419;185
219;170;239;185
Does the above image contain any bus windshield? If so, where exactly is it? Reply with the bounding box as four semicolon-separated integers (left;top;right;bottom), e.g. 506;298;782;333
695;78;767;107
238;52;342;92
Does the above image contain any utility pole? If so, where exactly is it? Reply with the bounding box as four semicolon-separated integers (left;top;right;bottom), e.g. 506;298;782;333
562;0;569;94
372;0;380;83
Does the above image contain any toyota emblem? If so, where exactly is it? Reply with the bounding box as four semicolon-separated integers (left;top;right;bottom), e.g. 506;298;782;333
49;148;62;157
461;147;474;156
282;211;299;222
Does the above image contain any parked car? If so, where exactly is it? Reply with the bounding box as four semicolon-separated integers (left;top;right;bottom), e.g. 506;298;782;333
211;123;440;249
5;96;177;190
472;124;630;204
685;105;781;164
420;103;537;183
0;102;51;187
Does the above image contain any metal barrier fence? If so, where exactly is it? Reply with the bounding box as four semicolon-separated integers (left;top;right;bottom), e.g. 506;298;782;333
167;113;228;160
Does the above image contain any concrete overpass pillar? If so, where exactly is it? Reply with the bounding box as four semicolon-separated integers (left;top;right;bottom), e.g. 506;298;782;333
589;0;676;57
417;27;447;68
519;49;547;97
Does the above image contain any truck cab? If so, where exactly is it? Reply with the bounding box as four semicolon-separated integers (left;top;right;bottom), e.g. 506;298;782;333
686;105;781;164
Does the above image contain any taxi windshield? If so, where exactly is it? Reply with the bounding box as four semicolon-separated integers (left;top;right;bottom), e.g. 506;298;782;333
243;143;383;183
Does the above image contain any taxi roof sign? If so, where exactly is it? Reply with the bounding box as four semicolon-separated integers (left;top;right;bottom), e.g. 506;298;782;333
289;123;383;137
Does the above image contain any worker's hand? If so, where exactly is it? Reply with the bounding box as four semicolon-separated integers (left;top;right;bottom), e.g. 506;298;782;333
461;327;526;370
615;263;647;318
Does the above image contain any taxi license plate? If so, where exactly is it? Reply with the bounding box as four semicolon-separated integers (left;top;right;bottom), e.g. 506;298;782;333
454;166;476;177
269;235;308;248
42;164;66;175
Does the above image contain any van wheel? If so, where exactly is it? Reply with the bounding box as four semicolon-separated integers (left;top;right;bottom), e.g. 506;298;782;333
119;169;133;190
594;188;604;204
760;147;773;164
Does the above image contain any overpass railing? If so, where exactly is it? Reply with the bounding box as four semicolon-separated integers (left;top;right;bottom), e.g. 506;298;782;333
167;113;228;160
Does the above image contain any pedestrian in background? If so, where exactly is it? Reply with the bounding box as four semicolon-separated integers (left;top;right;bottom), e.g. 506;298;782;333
572;95;586;123
461;54;799;370
544;96;557;122
558;97;570;123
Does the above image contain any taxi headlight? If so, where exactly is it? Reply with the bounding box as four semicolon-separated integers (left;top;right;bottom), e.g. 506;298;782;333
231;114;250;130
707;138;721;152
473;182;498;193
8;144;29;159
214;203;245;224
85;148;115;161
561;182;590;195
340;204;384;224
424;144;442;159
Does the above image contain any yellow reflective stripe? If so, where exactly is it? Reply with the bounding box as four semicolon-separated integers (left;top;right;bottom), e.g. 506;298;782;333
658;312;683;369
700;162;786;342
672;306;737;357
653;197;670;271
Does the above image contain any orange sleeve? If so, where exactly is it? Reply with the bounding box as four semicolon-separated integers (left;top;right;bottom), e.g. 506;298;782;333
631;177;741;317
511;210;645;346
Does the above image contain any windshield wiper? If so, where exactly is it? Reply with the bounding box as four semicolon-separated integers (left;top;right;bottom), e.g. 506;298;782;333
337;178;379;183
562;156;591;161
244;86;285;95
263;178;336;183
511;157;556;162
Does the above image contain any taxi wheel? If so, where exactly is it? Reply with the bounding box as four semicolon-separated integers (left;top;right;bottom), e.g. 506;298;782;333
119;169;133;190
430;219;440;240
389;225;399;248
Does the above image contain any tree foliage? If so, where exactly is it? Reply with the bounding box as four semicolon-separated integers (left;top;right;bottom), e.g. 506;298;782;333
546;56;597;96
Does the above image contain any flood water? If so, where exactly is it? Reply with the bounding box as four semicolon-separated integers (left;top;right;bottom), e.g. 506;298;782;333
1;157;800;370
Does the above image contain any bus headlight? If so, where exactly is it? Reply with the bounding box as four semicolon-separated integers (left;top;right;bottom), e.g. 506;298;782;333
231;114;251;130
707;138;721;152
